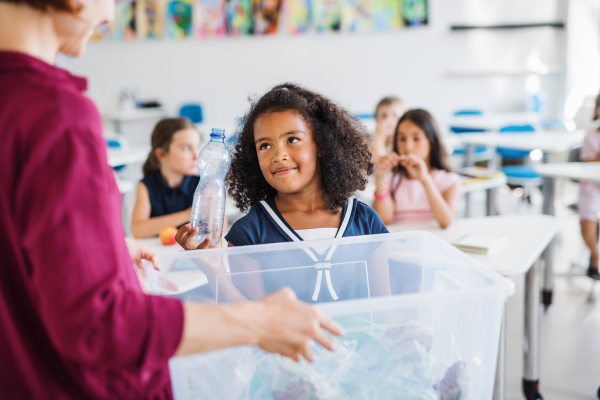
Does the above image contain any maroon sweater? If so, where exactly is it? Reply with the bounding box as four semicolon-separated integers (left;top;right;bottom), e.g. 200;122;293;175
0;51;184;399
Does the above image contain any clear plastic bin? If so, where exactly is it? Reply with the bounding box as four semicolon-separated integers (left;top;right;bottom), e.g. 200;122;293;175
152;231;514;400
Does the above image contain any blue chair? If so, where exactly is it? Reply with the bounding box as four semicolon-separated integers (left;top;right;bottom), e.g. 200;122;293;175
497;124;536;160
179;104;203;124
450;110;493;161
105;136;128;172
497;124;543;202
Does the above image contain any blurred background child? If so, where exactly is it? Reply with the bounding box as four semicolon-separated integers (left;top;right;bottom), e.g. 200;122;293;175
373;109;461;229
131;118;202;238
372;96;406;159
578;94;600;279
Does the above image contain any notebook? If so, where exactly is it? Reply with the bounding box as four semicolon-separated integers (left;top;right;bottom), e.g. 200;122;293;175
453;232;509;254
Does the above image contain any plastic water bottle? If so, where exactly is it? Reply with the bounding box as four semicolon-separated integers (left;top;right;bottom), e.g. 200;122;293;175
190;128;231;245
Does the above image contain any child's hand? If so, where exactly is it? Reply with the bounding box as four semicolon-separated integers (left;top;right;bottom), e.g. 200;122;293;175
376;152;401;176
399;153;429;181
175;224;220;251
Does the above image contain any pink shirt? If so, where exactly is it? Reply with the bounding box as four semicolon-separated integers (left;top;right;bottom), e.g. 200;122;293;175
390;169;462;224
0;51;183;399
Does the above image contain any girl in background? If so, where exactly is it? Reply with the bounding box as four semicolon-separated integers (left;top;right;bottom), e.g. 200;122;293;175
131;118;201;238
578;94;600;280
372;96;406;159
373;109;461;229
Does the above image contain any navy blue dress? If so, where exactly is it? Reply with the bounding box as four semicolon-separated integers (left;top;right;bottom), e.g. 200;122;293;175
141;171;200;218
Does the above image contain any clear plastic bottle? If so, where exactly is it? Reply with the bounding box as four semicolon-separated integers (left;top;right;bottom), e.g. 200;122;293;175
190;128;231;245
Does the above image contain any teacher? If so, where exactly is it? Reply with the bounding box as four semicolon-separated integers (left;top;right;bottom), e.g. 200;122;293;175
0;0;343;399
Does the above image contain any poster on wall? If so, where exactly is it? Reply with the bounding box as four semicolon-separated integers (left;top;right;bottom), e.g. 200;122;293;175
194;0;227;37
137;0;166;39
402;0;427;26
166;0;194;38
226;0;253;35
372;0;401;31
112;0;137;40
341;0;372;33
252;0;281;34
313;0;341;32
282;0;310;34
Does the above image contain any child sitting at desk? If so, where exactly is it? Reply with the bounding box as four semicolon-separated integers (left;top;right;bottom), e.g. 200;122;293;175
131;118;202;238
579;94;600;280
373;109;462;229
372;96;406;159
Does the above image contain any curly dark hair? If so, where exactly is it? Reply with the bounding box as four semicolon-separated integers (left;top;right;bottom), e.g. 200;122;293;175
227;83;374;214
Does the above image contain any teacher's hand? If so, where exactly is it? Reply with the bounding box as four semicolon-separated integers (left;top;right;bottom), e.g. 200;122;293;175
175;224;221;251
253;288;345;362
125;240;158;294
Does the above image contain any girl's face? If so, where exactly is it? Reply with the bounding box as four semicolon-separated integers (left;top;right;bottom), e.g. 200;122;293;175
396;119;431;163
254;111;320;195
376;103;405;133
157;129;201;176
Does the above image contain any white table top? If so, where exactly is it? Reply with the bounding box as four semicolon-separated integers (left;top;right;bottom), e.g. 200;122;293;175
388;214;559;276
447;112;541;130
107;145;150;167
131;237;185;255
534;162;600;182
453;130;585;153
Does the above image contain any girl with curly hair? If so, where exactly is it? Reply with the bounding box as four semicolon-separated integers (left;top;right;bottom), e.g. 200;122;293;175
373;109;462;229
176;83;391;303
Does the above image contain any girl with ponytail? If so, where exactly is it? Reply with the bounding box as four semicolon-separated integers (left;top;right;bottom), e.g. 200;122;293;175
131;118;202;238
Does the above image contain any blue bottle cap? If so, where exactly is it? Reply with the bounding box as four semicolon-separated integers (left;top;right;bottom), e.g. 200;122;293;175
210;128;226;138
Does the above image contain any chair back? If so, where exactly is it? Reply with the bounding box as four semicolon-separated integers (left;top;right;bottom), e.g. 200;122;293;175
496;124;535;159
179;104;203;124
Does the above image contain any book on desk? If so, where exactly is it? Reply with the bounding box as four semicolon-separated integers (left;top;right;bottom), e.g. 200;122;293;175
453;232;509;254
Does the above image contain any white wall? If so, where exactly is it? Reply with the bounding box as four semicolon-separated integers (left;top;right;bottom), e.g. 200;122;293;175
62;0;569;134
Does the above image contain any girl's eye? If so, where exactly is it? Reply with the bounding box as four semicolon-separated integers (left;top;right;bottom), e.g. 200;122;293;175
259;143;271;150
288;137;299;144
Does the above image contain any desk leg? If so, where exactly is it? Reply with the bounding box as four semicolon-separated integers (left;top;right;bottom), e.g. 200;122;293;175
493;303;506;400
541;176;556;310
486;188;497;216
523;257;543;400
465;144;475;167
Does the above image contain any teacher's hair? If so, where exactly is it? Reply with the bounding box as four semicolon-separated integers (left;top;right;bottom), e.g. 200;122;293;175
0;0;79;12
142;118;197;176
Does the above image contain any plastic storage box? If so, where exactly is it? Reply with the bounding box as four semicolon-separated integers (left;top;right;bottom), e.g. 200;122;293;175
152;231;514;400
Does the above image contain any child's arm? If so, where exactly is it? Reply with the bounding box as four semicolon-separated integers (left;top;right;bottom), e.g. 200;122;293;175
400;154;460;229
372;153;401;225
131;182;193;238
421;177;460;229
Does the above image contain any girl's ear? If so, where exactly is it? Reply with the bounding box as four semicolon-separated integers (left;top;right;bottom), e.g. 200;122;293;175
155;147;167;162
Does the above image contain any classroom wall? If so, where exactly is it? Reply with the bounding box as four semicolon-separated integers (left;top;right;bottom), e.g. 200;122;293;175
61;0;570;135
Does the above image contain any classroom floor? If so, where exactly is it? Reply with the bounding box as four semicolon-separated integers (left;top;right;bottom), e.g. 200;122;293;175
466;180;600;400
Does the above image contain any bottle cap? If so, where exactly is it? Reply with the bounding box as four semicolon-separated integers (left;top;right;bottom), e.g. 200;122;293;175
210;128;226;138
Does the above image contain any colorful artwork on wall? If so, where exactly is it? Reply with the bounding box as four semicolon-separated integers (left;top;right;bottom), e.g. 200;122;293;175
252;0;281;34
113;0;137;40
226;0;253;35
167;0;194;38
137;0;166;38
372;0;401;31
313;0;341;32
194;0;227;37
402;0;427;26
341;0;372;33
283;0;310;34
